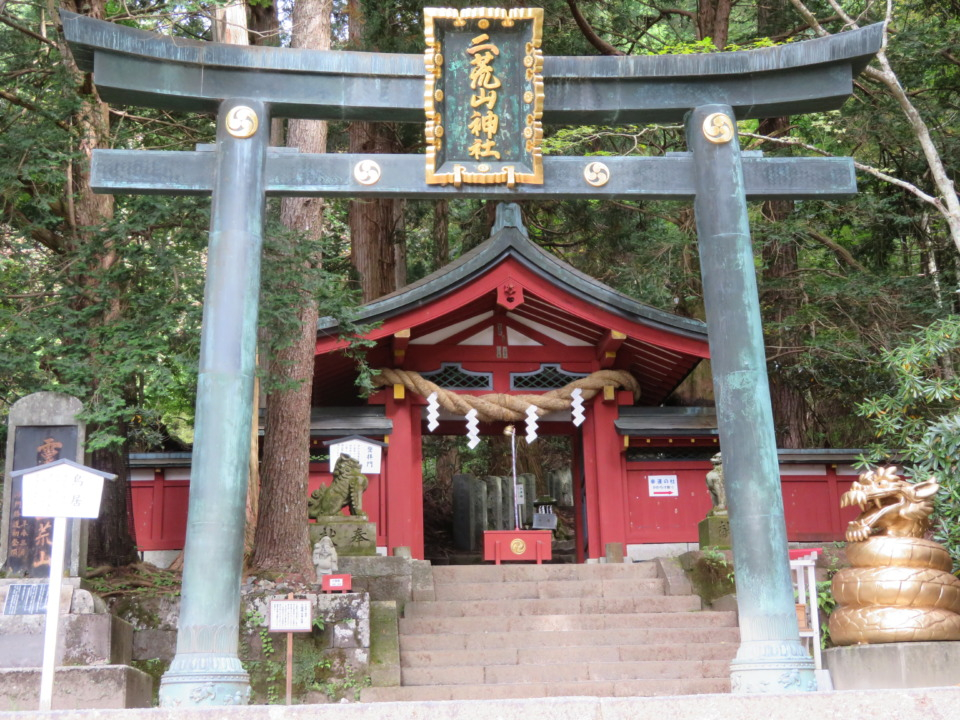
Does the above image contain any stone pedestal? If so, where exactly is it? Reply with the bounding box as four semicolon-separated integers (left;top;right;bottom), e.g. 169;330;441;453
0;665;152;710
698;513;732;550
824;641;960;690
309;518;377;556
0;581;133;668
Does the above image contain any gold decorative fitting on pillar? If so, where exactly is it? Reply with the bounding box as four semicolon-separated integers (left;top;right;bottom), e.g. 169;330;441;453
224;106;259;139
702;112;735;144
583;161;610;187
353;159;382;186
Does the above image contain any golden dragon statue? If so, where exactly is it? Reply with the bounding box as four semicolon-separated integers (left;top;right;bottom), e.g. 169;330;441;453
829;466;960;644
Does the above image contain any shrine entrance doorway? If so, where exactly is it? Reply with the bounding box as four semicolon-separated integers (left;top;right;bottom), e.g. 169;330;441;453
420;432;578;563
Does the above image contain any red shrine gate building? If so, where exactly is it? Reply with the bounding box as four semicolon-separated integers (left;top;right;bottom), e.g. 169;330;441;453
130;206;859;562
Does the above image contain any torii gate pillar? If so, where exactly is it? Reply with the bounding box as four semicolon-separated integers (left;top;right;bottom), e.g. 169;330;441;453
687;104;816;692
158;99;269;707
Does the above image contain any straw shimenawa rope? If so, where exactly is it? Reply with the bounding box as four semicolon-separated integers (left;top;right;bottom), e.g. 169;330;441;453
372;368;640;423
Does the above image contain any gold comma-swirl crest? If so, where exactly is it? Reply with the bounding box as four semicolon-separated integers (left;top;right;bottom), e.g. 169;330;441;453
702;112;734;144
583;161;610;187
225;106;259;139
510;538;526;555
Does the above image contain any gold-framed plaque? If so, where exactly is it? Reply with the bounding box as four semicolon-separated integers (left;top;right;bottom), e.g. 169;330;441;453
424;7;544;187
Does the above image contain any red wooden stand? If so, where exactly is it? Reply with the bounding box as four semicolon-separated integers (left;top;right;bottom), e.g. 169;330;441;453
483;530;552;564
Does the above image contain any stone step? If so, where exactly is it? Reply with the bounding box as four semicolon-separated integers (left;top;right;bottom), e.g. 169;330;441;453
401;610;736;639
400;624;740;651
360;676;731;702
431;562;658;585
401;642;739;668
399;658;730;687
432;577;665;601
402;593;702;620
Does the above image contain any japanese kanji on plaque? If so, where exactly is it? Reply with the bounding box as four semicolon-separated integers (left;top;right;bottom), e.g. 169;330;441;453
424;7;543;186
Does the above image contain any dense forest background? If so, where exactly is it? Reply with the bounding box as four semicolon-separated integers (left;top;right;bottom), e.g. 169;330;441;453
2;0;959;570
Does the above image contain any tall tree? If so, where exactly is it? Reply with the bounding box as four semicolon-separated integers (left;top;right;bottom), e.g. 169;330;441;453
52;0;135;566
347;0;407;302
756;0;811;448
252;0;333;576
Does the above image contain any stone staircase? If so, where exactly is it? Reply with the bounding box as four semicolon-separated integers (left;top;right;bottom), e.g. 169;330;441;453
361;561;738;702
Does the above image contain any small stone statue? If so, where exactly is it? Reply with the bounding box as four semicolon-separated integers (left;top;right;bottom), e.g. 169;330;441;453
705;452;727;515
307;453;368;520
312;536;338;581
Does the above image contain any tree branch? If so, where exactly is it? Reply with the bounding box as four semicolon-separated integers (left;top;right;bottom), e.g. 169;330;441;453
939;48;960;69
739;130;944;210
807;230;867;272
566;0;624;56
0;13;59;49
0;89;71;131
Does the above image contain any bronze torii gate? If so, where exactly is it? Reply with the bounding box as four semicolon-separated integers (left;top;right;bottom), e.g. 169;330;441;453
62;10;881;705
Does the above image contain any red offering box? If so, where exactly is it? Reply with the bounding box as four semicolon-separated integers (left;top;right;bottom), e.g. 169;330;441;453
483;530;552;564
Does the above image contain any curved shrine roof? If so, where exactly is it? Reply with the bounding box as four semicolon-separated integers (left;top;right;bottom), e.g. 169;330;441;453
314;205;708;408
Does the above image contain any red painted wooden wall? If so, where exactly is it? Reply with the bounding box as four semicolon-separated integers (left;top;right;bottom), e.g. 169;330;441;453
624;461;860;544
130;468;190;551
131;460;863;553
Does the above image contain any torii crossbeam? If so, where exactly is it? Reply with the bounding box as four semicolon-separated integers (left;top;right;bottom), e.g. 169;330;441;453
62;10;881;705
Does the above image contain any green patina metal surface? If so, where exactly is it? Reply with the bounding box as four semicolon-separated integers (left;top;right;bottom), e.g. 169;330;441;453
90;151;857;201
157;99;268;707
687;104;815;693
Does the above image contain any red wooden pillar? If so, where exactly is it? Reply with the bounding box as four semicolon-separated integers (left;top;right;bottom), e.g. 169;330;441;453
384;394;425;559
582;393;627;559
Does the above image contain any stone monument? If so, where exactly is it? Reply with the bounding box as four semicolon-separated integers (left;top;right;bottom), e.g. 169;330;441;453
1;392;87;577
0;393;150;709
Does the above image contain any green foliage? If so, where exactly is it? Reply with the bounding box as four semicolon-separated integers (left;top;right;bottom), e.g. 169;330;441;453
857;315;960;569
311;663;371;702
815;580;837;649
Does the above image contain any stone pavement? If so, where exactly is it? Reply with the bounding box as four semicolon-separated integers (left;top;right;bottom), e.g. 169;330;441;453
1;687;958;720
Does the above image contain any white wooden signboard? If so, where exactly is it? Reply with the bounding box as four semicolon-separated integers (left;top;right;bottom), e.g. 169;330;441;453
21;462;105;519
268;599;313;633
328;438;382;475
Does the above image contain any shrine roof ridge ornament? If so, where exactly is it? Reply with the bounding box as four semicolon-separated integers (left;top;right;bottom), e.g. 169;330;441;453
61;11;883;124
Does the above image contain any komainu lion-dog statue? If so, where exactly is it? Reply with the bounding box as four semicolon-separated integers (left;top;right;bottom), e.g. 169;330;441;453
307;453;368;520
830;466;960;645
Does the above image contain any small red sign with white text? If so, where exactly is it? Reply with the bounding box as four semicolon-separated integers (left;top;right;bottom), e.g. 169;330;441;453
322;574;352;593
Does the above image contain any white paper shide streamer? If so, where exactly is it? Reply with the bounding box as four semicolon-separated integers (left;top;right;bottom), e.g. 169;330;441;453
525;404;539;444
426;391;440;432
465;408;480;449
571;387;586;426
